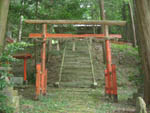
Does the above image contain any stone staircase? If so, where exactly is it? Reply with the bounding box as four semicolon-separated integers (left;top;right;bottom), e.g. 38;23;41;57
54;39;97;88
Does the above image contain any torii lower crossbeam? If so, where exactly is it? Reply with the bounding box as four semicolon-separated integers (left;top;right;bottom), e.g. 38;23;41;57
29;33;122;39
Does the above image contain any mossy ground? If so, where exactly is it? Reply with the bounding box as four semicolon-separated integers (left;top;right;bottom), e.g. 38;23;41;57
20;87;136;113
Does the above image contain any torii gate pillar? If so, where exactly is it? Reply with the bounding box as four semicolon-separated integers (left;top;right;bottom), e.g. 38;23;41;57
35;24;48;99
104;26;118;102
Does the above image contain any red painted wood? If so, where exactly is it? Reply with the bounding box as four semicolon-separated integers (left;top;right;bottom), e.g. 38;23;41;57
43;69;47;95
105;40;112;95
112;64;118;95
28;24;120;99
13;53;32;59
24;59;27;81
105;69;109;95
29;33;43;38
13;53;32;82
29;33;122;39
35;64;41;99
41;72;45;95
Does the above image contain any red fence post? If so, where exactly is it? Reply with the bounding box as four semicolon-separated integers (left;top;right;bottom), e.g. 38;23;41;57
105;69;109;95
35;64;41;99
41;72;45;95
105;40;112;97
43;69;47;95
24;58;27;83
112;64;118;102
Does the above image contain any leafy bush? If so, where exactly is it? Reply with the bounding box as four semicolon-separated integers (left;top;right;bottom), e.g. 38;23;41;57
111;43;138;55
0;41;33;113
128;66;144;86
0;94;14;113
0;41;33;89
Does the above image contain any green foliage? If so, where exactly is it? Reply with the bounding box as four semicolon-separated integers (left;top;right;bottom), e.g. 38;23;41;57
0;94;14;113
0;41;33;113
0;42;33;64
0;71;13;90
111;43;143;86
6;41;33;54
128;66;144;86
8;0;88;38
96;103;115;113
128;74;144;86
111;43;139;57
0;41;33;90
8;0;130;39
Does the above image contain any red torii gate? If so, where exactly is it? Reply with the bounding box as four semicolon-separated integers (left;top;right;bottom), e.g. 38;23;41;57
24;20;126;101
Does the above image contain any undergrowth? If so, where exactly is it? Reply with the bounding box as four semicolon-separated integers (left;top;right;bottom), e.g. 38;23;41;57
111;44;139;58
0;42;33;113
111;43;143;87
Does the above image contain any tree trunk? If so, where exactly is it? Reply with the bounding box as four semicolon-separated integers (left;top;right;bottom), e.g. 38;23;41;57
34;0;39;70
122;2;128;42
128;1;137;47
47;0;54;62
18;0;24;41
99;0;106;33
99;0;106;64
0;0;10;52
18;15;23;41
135;0;150;104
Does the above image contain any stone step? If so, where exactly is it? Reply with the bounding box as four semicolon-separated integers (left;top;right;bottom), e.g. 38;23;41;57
63;64;91;68
64;60;90;64
55;40;97;88
62;70;92;75
64;62;91;66
66;44;88;47
59;81;93;88
65;54;89;58
67;44;88;47
61;75;92;81
61;72;92;76
75;43;88;46
65;52;89;56
76;46;89;48
61;74;94;81
63;66;91;70
66;48;89;52
64;57;90;61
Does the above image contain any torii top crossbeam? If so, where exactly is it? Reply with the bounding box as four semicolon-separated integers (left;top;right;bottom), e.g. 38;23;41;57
24;20;126;26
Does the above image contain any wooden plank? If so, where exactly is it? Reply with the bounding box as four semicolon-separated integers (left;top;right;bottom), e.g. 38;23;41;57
29;33;122;39
24;20;126;26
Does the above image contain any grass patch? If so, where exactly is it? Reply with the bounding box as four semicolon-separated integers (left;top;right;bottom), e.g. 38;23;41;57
111;44;139;57
20;87;136;113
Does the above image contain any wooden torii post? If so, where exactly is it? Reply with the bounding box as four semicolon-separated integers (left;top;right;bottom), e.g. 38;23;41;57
24;20;126;101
